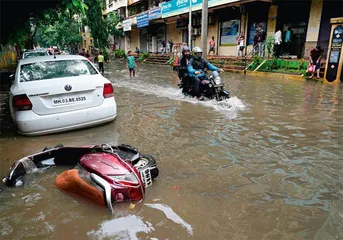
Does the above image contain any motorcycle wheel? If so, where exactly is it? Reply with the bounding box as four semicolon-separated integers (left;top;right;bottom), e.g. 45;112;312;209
215;88;221;101
134;154;159;179
220;90;231;100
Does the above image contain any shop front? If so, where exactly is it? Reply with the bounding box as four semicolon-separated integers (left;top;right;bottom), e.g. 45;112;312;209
137;12;149;52
246;2;269;46
147;7;166;53
276;0;312;58
146;23;166;53
216;7;241;56
123;18;133;52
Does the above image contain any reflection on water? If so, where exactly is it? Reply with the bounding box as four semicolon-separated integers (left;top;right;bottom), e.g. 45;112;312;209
145;203;193;235
0;61;342;239
88;215;154;240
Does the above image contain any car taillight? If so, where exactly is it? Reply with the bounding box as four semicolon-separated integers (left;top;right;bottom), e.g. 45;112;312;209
103;83;114;98
13;94;32;111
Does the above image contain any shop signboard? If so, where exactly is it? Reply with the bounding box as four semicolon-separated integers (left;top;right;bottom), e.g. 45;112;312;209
123;19;132;32
149;7;161;20
137;12;149;28
220;20;239;45
161;0;239;18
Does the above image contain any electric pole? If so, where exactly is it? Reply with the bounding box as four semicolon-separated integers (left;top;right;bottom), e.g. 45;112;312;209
201;0;208;60
188;0;192;49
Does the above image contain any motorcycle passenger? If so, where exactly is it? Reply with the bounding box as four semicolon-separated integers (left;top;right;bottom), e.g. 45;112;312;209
178;46;192;93
188;46;223;100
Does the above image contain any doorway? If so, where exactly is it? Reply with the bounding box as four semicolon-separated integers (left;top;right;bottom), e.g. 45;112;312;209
139;28;148;52
277;0;311;58
182;30;188;44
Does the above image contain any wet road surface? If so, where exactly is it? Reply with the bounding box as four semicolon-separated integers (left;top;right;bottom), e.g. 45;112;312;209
0;59;342;239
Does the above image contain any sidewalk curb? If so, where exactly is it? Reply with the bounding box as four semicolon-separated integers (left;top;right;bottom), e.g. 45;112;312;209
243;70;323;83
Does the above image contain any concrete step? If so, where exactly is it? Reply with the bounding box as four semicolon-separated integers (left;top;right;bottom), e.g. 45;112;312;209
148;57;170;61
143;61;169;65
210;62;246;70
222;68;243;73
144;59;169;64
146;57;170;61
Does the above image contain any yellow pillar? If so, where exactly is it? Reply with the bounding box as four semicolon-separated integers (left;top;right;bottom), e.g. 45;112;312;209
304;0;323;58
130;28;140;51
240;12;248;46
267;5;277;39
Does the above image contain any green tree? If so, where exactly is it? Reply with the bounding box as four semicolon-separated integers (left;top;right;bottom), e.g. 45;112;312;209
35;12;82;51
5;0;88;51
82;0;122;48
106;12;123;38
83;0;108;49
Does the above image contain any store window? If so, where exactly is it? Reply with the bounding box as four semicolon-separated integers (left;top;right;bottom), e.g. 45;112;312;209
247;22;267;45
220;20;240;46
246;2;269;45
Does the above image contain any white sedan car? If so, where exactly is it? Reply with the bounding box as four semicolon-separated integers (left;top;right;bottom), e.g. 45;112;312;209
22;50;49;59
10;55;117;136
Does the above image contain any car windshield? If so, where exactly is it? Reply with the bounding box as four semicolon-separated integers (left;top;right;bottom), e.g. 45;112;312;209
23;52;48;59
20;60;98;82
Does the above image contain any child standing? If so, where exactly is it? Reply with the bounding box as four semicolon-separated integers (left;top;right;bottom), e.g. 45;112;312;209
126;51;137;78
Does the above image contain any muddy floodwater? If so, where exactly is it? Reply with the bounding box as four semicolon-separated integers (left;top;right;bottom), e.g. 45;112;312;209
0;60;342;239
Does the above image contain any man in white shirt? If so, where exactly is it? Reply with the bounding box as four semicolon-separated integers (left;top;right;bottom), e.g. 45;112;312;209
274;29;282;57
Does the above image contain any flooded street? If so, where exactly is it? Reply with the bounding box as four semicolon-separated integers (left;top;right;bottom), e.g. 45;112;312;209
0;60;342;239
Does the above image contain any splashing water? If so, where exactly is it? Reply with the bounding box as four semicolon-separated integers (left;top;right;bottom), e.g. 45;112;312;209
110;78;246;119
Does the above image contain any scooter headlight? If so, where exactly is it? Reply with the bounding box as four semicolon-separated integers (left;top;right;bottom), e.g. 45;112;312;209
214;76;221;85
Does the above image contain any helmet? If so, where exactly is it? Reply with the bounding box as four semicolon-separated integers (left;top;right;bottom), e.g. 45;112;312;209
192;46;202;53
182;46;190;54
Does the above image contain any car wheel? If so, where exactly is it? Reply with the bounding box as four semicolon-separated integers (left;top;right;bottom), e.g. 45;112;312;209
134;154;159;179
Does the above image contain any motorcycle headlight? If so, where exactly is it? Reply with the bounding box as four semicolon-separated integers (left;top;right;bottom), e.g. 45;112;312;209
214;76;221;85
212;71;219;78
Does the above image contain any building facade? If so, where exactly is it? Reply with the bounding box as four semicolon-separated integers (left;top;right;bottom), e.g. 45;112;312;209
81;26;94;52
106;0;343;58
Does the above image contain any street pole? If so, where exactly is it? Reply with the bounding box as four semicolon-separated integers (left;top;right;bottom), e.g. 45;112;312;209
188;0;192;49
201;0;208;60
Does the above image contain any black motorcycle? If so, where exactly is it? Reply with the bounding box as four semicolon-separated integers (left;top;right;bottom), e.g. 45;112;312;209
178;70;230;101
177;61;230;101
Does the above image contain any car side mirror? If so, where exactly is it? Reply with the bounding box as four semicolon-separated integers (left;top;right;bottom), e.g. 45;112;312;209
9;74;14;81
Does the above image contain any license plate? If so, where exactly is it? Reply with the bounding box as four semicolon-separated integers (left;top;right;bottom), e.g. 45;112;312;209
52;96;87;106
140;168;152;188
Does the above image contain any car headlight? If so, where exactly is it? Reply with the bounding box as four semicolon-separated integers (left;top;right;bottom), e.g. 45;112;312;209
214;77;221;85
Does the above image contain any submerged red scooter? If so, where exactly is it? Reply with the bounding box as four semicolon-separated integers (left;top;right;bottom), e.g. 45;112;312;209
2;144;159;213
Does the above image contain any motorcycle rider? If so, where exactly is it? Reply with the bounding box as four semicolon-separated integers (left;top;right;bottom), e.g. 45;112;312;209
188;46;223;100
178;46;192;93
